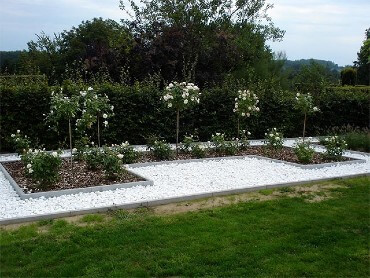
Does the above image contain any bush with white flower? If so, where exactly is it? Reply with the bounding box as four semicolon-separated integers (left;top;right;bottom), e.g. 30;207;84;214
115;141;139;164
77;87;114;147
161;81;200;154
233;89;259;139
294;92;320;140
101;147;125;180
323;135;347;160
294;138;315;164
211;133;238;155
181;135;207;158
21;149;62;188
10;130;31;154
264;128;284;150
238;129;251;151
46;87;80;168
147;139;173;160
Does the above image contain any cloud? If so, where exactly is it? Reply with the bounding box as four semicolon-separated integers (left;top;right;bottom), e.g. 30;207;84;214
267;0;370;65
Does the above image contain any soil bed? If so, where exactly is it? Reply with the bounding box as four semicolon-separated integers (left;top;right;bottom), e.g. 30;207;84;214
137;146;351;164
3;160;143;193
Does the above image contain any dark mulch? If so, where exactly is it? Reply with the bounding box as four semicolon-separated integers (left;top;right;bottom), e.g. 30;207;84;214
3;159;143;193
137;146;351;164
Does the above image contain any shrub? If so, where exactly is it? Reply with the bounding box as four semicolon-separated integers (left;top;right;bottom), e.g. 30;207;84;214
21;150;62;188
264;128;284;150
340;68;357;86
84;147;104;170
342;131;370;152
147;140;173;160
238;129;251;151
294;139;315;164
10;130;31;154
324;136;347;160
181;135;197;153
191;144;207;158
211;133;238;155
115;141;139;164
101;148;124;180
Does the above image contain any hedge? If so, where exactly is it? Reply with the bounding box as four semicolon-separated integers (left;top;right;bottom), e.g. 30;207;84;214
1;83;369;152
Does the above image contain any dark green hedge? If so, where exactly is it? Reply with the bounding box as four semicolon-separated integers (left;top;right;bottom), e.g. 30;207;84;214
1;83;369;152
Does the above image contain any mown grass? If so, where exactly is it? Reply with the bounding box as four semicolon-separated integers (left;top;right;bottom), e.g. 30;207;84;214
0;177;369;277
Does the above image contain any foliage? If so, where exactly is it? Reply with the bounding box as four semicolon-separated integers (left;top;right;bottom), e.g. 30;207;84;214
147;140;173;160
294;92;319;115
10;130;31;154
238;129;251;151
354;28;370;85
191;144;207;158
233;89;260;118
162;82;200;110
21;150;62;188
84;147;104;170
1;83;369;152
340;67;357;86
76;86;114;131
181;135;197;153
211;133;237;155
46;88;80;124
101;148;124;180
294;139;315;164
341;131;370;153
323;136;347;160
264;128;283;149
115;141;139;164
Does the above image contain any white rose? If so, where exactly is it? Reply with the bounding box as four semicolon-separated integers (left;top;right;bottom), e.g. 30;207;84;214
17;130;20;133
246;113;250;117
168;103;172;108
117;154;124;159
184;99;189;104
241;112;245;117
28;169;34;174
27;164;32;169
72;148;77;153
247;131;251;135
11;134;15;138
88;87;93;91
80;91;87;97
104;120;108;126
103;113;108;119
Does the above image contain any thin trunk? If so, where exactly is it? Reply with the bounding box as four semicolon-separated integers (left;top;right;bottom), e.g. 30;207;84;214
176;109;180;156
237;116;240;148
97;116;101;148
68;119;73;170
303;112;307;141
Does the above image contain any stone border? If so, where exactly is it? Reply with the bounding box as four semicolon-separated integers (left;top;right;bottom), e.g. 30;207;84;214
0;162;153;200
127;154;366;169
0;172;368;225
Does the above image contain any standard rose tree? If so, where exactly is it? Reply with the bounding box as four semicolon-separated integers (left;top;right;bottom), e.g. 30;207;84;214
233;89;259;140
294;92;319;140
161;82;200;155
76;87;114;147
46;88;80;169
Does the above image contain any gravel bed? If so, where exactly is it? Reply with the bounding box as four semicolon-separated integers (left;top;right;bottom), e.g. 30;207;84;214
0;139;369;221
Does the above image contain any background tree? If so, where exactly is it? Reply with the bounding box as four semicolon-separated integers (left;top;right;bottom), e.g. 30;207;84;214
341;67;357;86
354;28;370;85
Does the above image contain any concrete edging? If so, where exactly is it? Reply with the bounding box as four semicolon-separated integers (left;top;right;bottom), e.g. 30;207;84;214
127;154;366;170
0;162;153;200
0;172;368;225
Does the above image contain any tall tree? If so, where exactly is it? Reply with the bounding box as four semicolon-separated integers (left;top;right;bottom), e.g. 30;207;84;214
354;28;370;85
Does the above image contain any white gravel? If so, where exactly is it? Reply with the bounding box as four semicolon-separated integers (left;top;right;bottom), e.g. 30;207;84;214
0;139;369;221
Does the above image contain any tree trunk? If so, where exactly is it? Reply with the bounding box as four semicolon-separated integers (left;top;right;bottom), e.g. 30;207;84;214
97;116;101;148
68;118;73;170
303;112;307;141
237;116;240;147
176;109;180;156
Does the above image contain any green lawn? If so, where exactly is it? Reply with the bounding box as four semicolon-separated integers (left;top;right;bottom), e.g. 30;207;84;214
1;177;369;277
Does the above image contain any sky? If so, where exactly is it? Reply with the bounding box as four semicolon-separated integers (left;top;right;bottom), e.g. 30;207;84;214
0;0;369;66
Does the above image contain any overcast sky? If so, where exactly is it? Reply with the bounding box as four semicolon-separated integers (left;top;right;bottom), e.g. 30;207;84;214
0;0;369;66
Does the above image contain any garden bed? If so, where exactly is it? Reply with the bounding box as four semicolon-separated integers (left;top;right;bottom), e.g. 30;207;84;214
136;146;351;165
2;159;144;193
